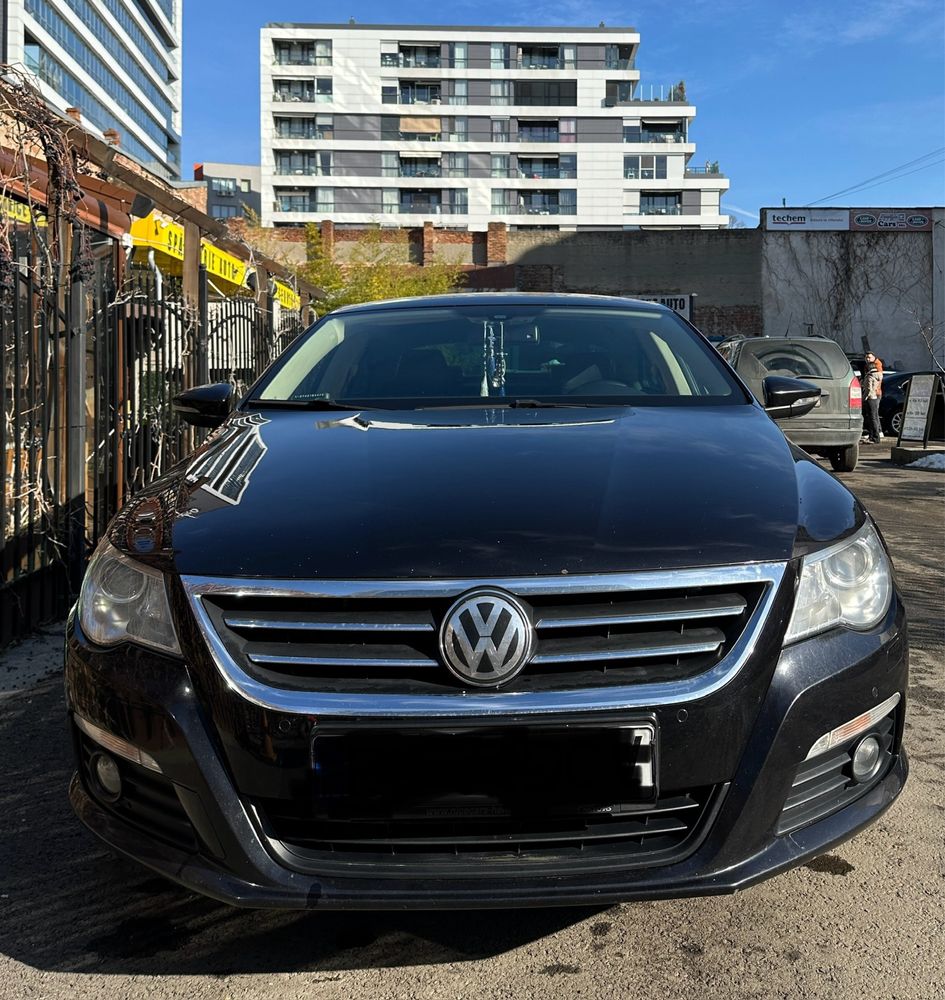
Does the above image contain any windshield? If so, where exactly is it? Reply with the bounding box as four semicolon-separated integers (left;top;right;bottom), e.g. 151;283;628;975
252;304;743;406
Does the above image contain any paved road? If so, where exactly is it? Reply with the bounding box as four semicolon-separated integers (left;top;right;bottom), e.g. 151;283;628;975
1;446;942;1000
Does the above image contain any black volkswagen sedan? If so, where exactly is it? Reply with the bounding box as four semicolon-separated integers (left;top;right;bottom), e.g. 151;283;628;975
66;295;908;909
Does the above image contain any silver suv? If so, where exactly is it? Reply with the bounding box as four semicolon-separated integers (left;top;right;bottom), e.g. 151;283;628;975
718;336;863;471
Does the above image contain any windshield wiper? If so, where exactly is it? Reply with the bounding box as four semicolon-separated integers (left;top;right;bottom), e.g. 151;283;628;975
507;399;616;408
413;399;620;410
246;398;361;411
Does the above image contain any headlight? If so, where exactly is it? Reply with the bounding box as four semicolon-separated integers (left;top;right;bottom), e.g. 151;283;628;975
78;541;181;655
784;521;892;644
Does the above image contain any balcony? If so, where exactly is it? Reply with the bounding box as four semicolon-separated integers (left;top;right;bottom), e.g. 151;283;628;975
273;43;331;67
275;167;330;177
518;160;576;180
386;85;442;106
383;164;443;178
397;203;465;215
685;163;725;178
626;83;688;103
274;125;332;140
493;204;575;216
624;128;688;144
382;48;441;69
518;128;560;143
639;205;682;216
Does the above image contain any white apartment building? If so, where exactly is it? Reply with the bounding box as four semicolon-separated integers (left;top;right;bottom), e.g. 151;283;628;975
3;0;182;179
260;23;729;231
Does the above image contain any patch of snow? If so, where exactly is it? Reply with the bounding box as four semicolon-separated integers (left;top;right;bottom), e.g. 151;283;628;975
907;453;945;471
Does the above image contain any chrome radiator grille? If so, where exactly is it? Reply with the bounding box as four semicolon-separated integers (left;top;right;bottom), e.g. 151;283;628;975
185;566;783;706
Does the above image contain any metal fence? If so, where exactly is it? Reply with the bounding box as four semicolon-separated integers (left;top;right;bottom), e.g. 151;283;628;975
1;225;306;647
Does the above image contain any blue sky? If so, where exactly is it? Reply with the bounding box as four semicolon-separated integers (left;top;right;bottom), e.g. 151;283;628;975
182;0;945;222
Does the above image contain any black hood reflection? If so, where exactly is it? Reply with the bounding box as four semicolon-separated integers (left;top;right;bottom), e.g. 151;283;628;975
183;413;270;513
155;403;861;580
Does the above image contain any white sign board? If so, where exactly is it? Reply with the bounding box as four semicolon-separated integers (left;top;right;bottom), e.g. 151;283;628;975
633;293;692;321
899;373;939;444
765;209;850;231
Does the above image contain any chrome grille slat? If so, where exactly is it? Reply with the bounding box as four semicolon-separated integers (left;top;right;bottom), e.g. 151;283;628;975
532;628;725;665
249;652;439;670
225;611;436;633
536;594;747;629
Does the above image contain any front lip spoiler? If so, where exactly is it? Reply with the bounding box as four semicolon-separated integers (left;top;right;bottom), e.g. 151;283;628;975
69;751;908;910
181;562;787;717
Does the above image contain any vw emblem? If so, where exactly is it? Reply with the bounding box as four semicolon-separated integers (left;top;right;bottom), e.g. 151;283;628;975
439;589;535;687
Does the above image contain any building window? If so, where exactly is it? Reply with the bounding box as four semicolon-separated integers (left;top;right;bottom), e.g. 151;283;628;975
490;80;511;106
449;42;467;68
449;80;468;105
276;151;331;176
382;188;399;213
382;83;398;104
624;155;667;179
274;40;330;66
491;153;511;178
444;152;468;178
316;188;334;212
491;118;510;143
639;193;682;215
274;116;332;139
211;204;241;219
240;179;252;193
605;80;635;104
210;178;237;196
491;42;511;69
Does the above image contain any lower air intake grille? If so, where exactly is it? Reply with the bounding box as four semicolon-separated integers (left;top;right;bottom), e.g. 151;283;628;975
255;784;726;876
76;730;197;853
777;712;897;835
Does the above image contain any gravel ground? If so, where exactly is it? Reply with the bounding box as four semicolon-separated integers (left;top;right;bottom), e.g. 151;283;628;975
1;443;942;1000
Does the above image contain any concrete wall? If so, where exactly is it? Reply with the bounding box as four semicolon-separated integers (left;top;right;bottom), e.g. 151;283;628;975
506;228;763;337
761;211;944;370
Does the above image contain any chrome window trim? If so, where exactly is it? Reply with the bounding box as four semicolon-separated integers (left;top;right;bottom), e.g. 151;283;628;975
182;562;787;717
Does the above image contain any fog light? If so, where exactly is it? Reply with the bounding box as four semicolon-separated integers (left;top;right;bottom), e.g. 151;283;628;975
91;752;122;800
851;735;883;783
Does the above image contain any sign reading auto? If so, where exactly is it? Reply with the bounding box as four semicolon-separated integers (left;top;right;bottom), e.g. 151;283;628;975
633;293;693;321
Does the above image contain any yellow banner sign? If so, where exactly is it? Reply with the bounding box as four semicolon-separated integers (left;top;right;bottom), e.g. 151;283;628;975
130;212;247;288
2;194;47;226
273;280;301;311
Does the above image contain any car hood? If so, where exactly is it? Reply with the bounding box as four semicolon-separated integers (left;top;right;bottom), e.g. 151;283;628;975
135;403;849;580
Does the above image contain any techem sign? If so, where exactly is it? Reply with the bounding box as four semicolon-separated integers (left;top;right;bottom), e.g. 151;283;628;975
764;209;850;231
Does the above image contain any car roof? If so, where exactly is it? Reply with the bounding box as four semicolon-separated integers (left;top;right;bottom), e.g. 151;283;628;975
328;293;677;316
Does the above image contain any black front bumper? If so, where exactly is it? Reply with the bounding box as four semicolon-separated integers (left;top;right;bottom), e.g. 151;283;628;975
64;602;909;910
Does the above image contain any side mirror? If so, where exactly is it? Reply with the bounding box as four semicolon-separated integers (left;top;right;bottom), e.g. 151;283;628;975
173;383;235;428
762;375;821;420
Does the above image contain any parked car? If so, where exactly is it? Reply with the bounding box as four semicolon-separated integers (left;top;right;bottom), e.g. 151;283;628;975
880;371;945;439
718;336;863;471
67;295;907;909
